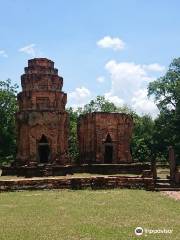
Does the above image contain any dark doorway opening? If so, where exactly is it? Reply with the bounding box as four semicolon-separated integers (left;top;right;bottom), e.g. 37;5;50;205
104;134;113;163
104;145;113;163
38;135;50;163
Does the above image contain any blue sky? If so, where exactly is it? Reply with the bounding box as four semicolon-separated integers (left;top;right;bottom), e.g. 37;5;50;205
1;0;180;116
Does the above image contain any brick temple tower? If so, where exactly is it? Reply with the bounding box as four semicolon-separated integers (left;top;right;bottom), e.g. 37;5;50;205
78;112;133;164
16;58;69;167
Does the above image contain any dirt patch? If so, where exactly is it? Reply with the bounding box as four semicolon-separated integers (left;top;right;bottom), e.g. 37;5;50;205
1;204;17;208
162;191;180;201
24;193;42;197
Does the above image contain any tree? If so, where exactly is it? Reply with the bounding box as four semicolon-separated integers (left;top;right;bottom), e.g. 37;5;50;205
148;58;180;112
82;95;135;115
131;114;155;162
82;96;118;113
66;107;79;163
148;58;180;163
0;79;18;163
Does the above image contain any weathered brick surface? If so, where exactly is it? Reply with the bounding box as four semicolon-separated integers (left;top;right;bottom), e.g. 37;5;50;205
1;163;151;177
78;113;133;164
16;58;69;166
0;176;155;191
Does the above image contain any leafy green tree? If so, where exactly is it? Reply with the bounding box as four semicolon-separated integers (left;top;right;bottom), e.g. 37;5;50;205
81;95;135;115
152;112;174;161
82;96;118;113
148;58;180;163
66;107;79;163
131;114;155;162
148;58;180;112
0;79;18;163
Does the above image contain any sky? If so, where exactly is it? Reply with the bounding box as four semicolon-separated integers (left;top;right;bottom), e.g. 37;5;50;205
1;0;180;117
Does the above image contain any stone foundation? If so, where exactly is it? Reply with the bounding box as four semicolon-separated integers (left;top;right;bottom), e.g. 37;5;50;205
1;163;151;177
0;176;155;192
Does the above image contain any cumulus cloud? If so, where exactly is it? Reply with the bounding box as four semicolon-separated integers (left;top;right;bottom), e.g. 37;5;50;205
68;60;163;116
19;44;36;57
68;86;91;108
96;76;105;83
97;36;125;51
131;89;158;117
105;93;124;106
104;60;164;116
0;50;8;58
105;60;153;99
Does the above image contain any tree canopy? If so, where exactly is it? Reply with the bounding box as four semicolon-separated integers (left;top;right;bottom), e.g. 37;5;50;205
148;57;180;163
0;79;18;163
148;58;180;112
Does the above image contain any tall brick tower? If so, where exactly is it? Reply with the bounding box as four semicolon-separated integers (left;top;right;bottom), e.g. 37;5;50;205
16;58;69;167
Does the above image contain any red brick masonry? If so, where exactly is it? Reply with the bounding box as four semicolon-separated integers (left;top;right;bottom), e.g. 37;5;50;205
0;176;155;191
16;58;69;166
78;113;133;164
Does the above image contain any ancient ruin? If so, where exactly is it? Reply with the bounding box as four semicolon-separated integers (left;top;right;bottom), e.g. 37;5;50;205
168;146;180;184
78;112;133;164
16;58;69;167
2;58;172;191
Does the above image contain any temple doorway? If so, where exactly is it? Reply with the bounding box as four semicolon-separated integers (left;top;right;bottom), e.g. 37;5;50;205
104;134;113;163
104;145;113;163
38;135;50;163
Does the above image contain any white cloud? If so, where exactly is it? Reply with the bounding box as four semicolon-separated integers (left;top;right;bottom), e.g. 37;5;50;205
105;93;124;106
131;89;158;117
97;36;125;51
19;44;36;57
68;60;164;116
68;86;91;108
96;76;105;83
104;60;163;117
142;63;165;72
0;50;8;58
105;60;153;99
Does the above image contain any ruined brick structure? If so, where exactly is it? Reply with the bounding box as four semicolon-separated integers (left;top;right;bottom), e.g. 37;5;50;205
78;112;133;164
16;58;69;166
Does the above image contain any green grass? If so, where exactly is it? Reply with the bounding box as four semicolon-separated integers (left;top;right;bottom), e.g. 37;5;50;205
0;189;179;240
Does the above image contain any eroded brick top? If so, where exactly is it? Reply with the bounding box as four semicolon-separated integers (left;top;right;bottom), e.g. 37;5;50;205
17;58;67;111
21;58;62;91
24;58;58;76
79;112;133;122
28;58;54;68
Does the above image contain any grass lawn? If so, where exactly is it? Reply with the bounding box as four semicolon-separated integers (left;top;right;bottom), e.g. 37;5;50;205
0;189;179;240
